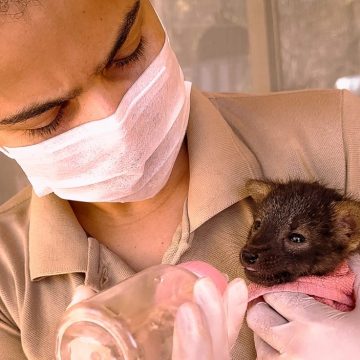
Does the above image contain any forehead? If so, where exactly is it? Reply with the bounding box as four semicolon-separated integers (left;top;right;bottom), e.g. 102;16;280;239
0;0;136;115
260;189;331;226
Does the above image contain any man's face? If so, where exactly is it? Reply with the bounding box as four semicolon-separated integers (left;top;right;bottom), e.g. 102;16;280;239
0;0;165;147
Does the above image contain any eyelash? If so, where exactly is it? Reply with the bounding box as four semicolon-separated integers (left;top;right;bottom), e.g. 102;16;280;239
25;37;146;138
24;105;67;138
110;36;146;69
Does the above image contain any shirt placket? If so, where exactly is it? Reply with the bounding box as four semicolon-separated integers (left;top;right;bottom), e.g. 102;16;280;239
162;198;194;265
85;236;137;292
83;237;104;292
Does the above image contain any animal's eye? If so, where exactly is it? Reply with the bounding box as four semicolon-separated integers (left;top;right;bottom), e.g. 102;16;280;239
253;220;261;230
288;233;306;243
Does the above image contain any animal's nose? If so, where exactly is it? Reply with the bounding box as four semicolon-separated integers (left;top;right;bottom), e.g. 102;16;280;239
241;249;259;264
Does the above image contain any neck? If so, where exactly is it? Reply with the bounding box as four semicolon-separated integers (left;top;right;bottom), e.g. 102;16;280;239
70;141;190;259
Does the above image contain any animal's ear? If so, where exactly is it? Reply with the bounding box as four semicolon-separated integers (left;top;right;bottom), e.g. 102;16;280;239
245;179;274;203
333;200;360;252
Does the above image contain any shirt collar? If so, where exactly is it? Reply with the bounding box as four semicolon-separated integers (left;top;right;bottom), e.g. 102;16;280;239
29;87;260;281
29;193;89;280
186;87;260;232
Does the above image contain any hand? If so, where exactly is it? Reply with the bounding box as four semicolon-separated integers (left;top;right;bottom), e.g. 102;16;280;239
246;254;360;360
172;277;248;360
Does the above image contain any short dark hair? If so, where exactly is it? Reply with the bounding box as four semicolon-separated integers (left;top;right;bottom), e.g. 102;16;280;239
0;0;9;12
0;0;39;18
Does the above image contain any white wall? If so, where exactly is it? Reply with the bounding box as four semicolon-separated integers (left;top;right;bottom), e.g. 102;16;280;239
153;0;251;93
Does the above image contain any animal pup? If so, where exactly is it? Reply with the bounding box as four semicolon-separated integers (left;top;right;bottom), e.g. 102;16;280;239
240;179;360;286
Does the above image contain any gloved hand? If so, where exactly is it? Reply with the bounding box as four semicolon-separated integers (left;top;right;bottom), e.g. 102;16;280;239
69;276;248;360
172;277;248;360
246;254;360;360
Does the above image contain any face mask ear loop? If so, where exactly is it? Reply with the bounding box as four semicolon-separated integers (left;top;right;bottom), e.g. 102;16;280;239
152;3;166;31
151;3;174;50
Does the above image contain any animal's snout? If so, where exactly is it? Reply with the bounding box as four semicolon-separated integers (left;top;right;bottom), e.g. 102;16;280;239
241;249;259;265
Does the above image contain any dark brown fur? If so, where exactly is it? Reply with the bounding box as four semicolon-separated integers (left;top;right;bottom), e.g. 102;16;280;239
240;179;360;286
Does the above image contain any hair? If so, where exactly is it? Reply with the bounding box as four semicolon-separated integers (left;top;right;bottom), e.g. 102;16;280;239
0;0;39;18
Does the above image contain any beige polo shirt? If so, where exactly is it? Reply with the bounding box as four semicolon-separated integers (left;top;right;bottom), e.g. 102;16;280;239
1;87;359;359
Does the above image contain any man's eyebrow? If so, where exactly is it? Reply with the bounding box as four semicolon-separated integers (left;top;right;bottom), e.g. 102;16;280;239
0;0;141;126
0;88;82;126
98;0;141;71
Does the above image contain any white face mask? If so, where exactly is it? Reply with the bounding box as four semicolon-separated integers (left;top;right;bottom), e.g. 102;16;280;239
1;37;192;203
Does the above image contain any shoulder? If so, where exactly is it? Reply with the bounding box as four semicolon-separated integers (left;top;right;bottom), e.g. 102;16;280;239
0;185;32;266
202;89;351;149
0;186;32;243
204;88;357;130
0;185;32;215
203;89;360;190
0;187;32;324
0;187;32;294
205;88;349;106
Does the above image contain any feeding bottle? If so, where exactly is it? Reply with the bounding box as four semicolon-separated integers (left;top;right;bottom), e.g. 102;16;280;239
55;261;227;360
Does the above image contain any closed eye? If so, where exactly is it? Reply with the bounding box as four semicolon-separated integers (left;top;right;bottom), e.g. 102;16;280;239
22;38;146;139
109;36;146;69
24;103;68;138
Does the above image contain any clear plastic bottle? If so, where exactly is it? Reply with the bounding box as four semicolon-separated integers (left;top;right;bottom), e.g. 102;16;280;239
55;261;226;360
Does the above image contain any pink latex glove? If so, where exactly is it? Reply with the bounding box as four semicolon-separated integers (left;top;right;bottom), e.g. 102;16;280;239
246;254;360;360
69;274;248;360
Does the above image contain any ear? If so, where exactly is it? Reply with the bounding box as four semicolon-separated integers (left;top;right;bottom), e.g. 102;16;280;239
245;179;274;203
333;200;360;252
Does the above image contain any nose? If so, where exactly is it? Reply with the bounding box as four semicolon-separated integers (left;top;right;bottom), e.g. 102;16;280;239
78;81;125;122
241;249;259;264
